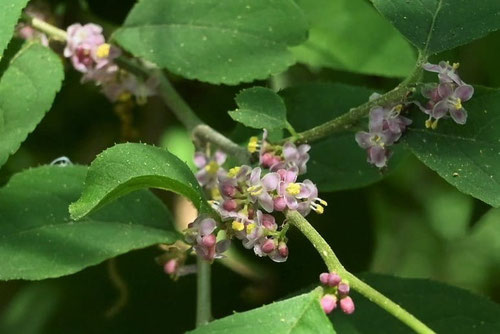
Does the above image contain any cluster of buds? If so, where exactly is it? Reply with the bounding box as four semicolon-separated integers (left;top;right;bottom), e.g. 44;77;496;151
187;132;326;263
249;131;310;174
319;272;355;315
184;217;231;262
419;61;474;129
158;246;197;279
63;23;157;104
355;93;412;168
17;5;49;46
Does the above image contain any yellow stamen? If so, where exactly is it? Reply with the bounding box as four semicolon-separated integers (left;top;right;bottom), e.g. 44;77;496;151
452;98;462;110
247;185;263;196
425;119;433;129
228;167;241;178
210;187;222;200
318;198;328;206
204;161;219;175
232;221;245;231
118;92;132;102
248;136;259;153
314;205;324;214
96;43;111;58
452;62;460;70
431;119;439;130
246;223;256;234
373;135;385;147
286;183;301;196
394;104;403;112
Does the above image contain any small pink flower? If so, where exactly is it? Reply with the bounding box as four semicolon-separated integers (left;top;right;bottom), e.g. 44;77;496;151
194;150;227;189
246;168;279;213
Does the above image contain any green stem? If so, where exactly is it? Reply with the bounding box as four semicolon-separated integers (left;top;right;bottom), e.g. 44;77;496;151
285;210;436;334
286;53;427;145
196;256;212;327
153;71;203;131
192;124;250;164
21;14;68;41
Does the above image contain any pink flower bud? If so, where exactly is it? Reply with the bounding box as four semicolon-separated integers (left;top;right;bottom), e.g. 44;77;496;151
340;296;355;314
278;242;288;257
201;234;216;248
221;184;236;197
328;273;342;287
270;156;282;166
222;199;238;211
319;272;330;285
273;197;287;211
164;259;178;275
261;214;277;230
261;152;275;168
261;239;276;254
320;294;337;314
338;282;350;295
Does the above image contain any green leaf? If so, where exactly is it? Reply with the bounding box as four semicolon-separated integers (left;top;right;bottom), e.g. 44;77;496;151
113;0;308;85
0;282;61;334
292;0;416;77
0;165;179;280
282;82;407;191
445;207;500;291
372;0;500;55
189;288;335;334
0;43;64;168
0;0;30;57
405;87;500;207
69;143;209;220
229;87;288;130
331;273;500;334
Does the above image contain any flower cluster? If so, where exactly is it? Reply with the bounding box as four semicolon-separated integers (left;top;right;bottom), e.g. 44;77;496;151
419;61;474;128
63;23;157;104
185;133;326;264
319;272;355;315
355;93;412;168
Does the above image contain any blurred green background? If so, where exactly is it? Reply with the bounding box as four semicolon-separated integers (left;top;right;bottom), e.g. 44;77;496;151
1;0;499;333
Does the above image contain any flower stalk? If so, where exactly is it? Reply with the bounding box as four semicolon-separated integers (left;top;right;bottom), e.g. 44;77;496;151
196;256;212;327
285;210;436;334
285;53;427;145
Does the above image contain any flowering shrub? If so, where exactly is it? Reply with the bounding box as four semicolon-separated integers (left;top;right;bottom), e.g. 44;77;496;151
1;0;500;333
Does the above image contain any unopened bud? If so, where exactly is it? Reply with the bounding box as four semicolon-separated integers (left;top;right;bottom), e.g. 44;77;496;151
278;242;289;257
261;214;277;230
338;282;350;295
261;153;275;168
201;234;216;248
320;294;337;314
261;239;276;254
164;259;178;275
222;199;238;211
221;184;236;197
319;272;330;285
328;273;342;287
340;296;355;314
273;197;287;211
